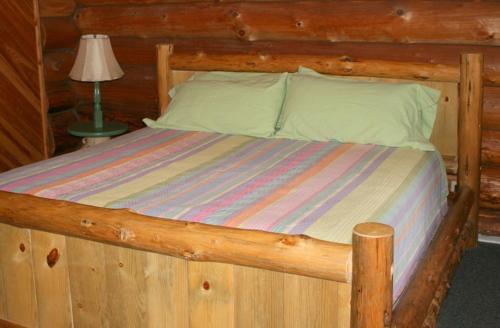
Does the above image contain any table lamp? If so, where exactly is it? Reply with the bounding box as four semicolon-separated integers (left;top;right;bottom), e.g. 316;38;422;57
68;34;128;138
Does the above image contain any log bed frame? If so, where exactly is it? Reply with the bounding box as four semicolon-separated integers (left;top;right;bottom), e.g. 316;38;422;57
0;45;483;328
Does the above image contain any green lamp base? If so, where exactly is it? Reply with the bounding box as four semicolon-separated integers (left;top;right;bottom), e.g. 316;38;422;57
68;121;128;138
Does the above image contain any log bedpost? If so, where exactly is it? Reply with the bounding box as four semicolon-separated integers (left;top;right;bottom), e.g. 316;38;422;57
157;43;174;115
458;53;484;248
351;222;394;328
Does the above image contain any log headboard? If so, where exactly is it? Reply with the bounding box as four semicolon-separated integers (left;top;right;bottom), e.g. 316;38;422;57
157;44;483;238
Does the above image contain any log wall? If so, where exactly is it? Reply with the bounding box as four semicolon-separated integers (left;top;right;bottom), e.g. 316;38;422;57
41;0;500;234
40;0;81;153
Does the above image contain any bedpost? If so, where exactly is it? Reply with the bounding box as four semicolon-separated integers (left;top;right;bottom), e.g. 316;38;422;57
351;222;394;328
157;43;174;116
458;53;484;248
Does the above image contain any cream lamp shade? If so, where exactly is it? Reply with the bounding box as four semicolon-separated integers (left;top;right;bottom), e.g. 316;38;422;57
67;34;127;138
69;34;124;82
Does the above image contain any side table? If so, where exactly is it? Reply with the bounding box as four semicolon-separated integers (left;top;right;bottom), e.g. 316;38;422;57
68;121;128;147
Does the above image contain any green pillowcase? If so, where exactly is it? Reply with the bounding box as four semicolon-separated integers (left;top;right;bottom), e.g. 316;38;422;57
144;71;287;138
275;67;441;150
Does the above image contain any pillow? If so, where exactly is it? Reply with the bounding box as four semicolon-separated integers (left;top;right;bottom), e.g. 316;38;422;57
144;71;287;138
275;67;441;150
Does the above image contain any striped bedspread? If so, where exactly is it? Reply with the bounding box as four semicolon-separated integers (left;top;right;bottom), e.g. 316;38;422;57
0;128;448;301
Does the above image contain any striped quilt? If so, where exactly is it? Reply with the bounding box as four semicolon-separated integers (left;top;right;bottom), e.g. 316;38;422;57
0;128;448;301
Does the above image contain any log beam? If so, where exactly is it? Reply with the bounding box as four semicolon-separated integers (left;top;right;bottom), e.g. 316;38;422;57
351;223;393;328
168;52;459;83
0;190;353;283
75;2;500;45
458;53;484;248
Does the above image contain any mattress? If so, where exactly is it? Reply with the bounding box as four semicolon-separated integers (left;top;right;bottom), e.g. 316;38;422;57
0;128;448;302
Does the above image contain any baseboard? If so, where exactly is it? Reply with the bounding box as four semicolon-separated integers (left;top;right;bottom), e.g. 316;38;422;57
478;234;500;244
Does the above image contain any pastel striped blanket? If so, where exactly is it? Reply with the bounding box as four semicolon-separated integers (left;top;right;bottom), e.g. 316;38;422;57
0;128;448;301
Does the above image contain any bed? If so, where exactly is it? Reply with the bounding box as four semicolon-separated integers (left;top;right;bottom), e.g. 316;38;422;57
0;44;483;328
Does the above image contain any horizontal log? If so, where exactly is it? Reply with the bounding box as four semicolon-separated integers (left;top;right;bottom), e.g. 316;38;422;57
478;209;500;236
169;51;459;82
0;190;353;283
482;129;500;166
43;50;75;82
392;187;474;327
110;38;500;85
483;87;500;130
46;80;76;109
39;0;76;18
41;17;79;50
480;166;500;210
75;2;500;45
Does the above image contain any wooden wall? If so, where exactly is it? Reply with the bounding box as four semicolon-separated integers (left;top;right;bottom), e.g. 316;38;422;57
40;0;500;235
0;0;48;171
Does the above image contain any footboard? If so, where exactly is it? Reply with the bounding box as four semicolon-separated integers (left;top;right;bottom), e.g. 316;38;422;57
0;190;359;328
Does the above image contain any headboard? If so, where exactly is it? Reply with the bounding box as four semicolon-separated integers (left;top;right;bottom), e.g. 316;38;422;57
156;44;483;228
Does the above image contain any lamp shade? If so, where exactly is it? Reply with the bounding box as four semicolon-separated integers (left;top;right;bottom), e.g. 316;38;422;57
69;34;124;82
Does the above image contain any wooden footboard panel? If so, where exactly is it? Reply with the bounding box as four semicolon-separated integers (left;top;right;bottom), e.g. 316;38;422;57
0;223;351;327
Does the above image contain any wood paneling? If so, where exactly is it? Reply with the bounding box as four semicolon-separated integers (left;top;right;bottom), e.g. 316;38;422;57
0;0;48;171
0;224;37;327
75;2;500;45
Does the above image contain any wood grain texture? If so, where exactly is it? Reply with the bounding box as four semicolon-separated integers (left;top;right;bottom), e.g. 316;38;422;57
188;262;234;328
0;190;353;283
480;166;500;210
351;223;393;328
283;274;341;327
479;209;500;236
30;231;73;328
0;224;37;327
0;0;49;171
75;2;500;45
234;266;284;328
458;53;484;247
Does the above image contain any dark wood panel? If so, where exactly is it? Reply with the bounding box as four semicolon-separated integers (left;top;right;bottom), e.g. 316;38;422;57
39;0;76;18
0;0;48;171
76;2;500;45
41;17;79;50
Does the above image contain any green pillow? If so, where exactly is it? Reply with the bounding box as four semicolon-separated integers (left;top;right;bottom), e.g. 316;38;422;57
275;68;441;150
144;71;287;138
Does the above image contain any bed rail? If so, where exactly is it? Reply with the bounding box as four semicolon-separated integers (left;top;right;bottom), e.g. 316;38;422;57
0;190;353;283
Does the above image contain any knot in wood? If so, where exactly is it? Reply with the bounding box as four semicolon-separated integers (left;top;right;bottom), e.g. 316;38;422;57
19;243;26;252
80;218;94;228
295;20;304;29
339;55;353;63
46;248;60;268
279;235;297;246
229;9;240;19
395;8;405;16
202;281;210;290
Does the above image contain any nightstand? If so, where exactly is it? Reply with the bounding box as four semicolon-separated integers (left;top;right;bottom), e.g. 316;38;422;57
68;121;128;147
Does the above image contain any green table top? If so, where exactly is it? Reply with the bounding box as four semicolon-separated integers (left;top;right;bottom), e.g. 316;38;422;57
68;121;128;138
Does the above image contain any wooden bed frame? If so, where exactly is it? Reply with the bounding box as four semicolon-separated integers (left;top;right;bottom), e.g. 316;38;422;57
0;44;483;328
